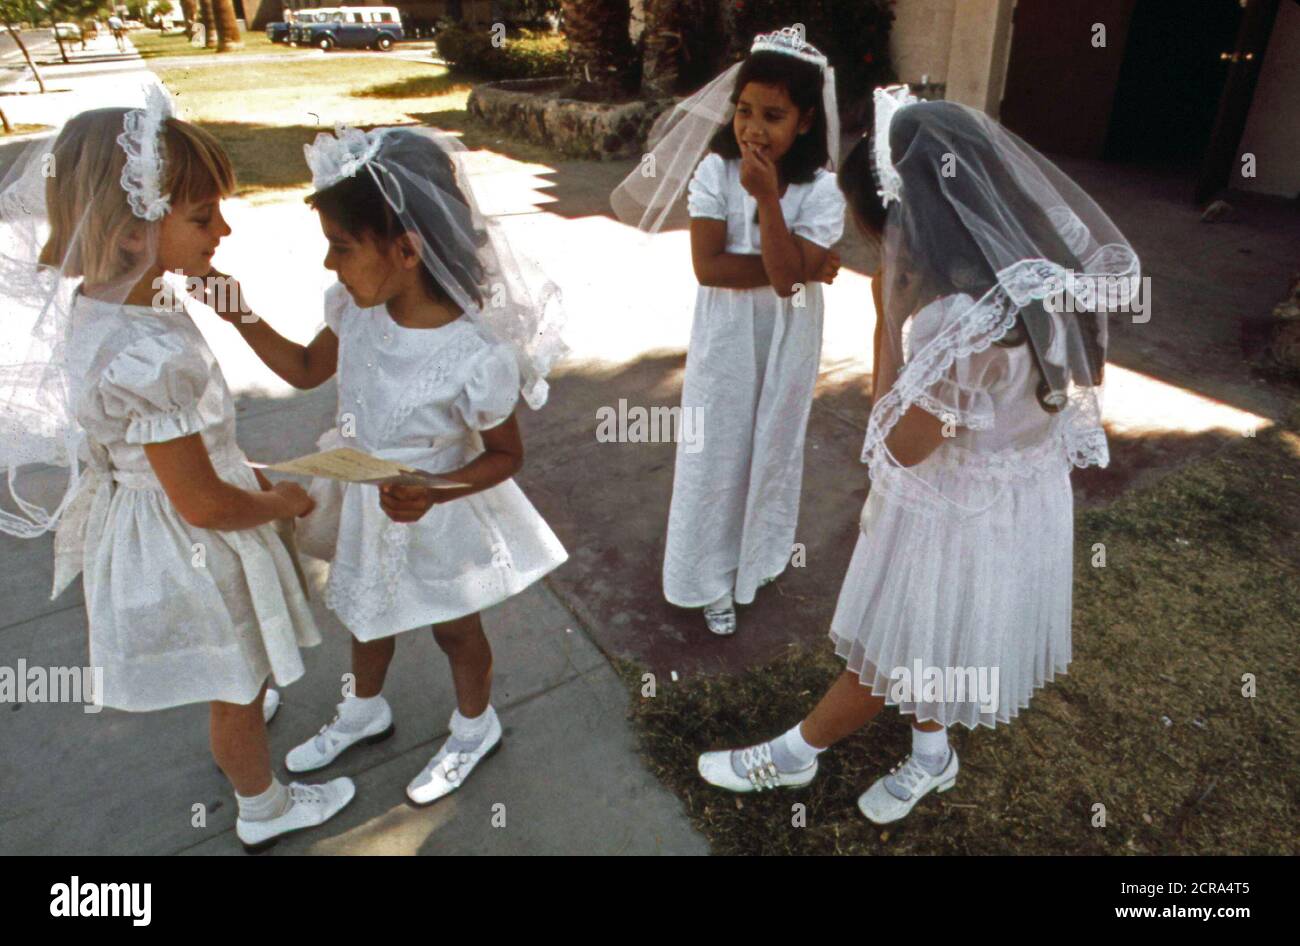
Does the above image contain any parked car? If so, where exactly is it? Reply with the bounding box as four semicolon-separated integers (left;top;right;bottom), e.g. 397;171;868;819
266;20;291;43
295;6;404;51
54;22;82;41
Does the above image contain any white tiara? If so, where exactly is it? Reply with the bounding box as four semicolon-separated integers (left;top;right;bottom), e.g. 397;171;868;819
751;27;828;69
303;123;385;193
116;84;174;222
872;84;920;207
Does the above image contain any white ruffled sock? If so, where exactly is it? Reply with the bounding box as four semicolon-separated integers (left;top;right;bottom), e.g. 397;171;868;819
912;724;949;775
446;705;496;754
236;778;291;822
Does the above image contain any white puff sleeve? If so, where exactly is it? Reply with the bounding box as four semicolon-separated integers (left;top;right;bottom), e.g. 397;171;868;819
791;170;846;249
98;332;215;444
322;281;351;335
686;153;728;220
452;343;521;432
903;294;1006;430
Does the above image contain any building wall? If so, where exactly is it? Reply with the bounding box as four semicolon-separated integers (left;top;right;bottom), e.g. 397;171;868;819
888;0;1014;116
890;0;957;85
1235;0;1300;198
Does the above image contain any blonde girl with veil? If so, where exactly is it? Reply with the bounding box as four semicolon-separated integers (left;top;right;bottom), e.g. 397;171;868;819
0;92;356;852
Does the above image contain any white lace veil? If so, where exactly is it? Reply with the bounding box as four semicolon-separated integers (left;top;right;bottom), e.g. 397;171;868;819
0;85;175;543
861;86;1140;515
303;124;567;410
610;25;839;233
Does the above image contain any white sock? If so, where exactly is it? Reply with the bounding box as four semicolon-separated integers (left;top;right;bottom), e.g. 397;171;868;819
236;778;291;822
447;704;495;753
912;725;949;774
766;722;823;772
338;693;386;729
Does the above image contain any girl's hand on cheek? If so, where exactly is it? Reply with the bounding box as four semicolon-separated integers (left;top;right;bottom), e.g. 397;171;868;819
739;144;779;201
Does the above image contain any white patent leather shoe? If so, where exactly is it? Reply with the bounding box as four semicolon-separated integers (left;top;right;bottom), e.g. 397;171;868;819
236;777;356;853
698;740;818;793
857;749;959;824
285;698;395;774
262;688;281;724
406;711;503;806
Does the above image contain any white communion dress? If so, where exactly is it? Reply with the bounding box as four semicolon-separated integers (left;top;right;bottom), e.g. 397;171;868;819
297;284;568;641
60;294;321;712
830;293;1078;730
663;152;846;608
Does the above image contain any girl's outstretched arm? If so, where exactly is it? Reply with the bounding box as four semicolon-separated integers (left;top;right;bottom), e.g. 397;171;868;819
144;434;315;530
205;271;338;389
377;414;525;524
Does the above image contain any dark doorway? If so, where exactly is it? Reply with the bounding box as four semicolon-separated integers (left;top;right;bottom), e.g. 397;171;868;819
1104;0;1244;166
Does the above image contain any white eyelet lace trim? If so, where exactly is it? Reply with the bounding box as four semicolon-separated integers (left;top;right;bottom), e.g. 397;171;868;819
324;520;410;628
871;84;920;208
117;85;173;222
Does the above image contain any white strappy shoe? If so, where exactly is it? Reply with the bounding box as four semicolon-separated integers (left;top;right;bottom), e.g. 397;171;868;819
698;741;818;793
857;749;959;824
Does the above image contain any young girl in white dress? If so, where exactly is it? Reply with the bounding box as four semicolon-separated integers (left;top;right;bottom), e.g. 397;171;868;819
613;27;846;636
0;94;356;853
698;88;1139;822
216;125;568;806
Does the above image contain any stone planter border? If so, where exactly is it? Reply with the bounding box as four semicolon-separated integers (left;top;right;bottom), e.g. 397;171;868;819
467;77;674;161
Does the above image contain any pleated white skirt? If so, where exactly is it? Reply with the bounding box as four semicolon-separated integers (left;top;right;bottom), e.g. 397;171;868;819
829;448;1075;729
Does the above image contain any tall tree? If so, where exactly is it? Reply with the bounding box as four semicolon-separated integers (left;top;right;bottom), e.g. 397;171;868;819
197;0;217;48
639;0;682;98
0;4;48;92
212;0;241;51
560;0;633;95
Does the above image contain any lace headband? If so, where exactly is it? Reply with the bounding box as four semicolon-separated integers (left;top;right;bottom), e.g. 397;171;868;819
871;84;920;208
117;84;174;221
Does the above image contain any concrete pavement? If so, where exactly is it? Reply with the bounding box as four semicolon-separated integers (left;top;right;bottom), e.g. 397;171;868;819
1;44;1296;854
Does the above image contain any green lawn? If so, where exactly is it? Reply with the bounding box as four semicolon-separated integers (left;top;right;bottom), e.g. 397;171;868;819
623;416;1300;855
131;28;294;60
152;58;473;196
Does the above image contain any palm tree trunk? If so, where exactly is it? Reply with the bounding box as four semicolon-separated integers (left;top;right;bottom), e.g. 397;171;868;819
198;0;218;48
1;19;47;93
561;0;634;95
48;18;71;64
1;107;12;134
213;0;243;51
640;0;682;98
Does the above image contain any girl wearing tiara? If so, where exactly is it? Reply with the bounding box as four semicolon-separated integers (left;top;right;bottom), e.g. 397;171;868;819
613;27;847;636
0;91;355;852
214;125;568;807
697;88;1139;822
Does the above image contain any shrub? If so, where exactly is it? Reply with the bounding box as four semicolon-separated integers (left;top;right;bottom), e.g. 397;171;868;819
436;26;568;80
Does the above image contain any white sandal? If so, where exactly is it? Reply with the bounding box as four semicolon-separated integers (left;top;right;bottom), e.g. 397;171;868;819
703;594;736;636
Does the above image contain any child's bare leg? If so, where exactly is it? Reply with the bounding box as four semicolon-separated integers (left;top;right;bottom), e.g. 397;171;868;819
431;612;492;717
211;680;273;796
352;635;396;698
800;670;889;749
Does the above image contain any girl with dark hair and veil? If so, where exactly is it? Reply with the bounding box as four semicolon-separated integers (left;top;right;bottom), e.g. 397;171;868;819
211;124;568;809
612;26;847;637
697;87;1139;823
